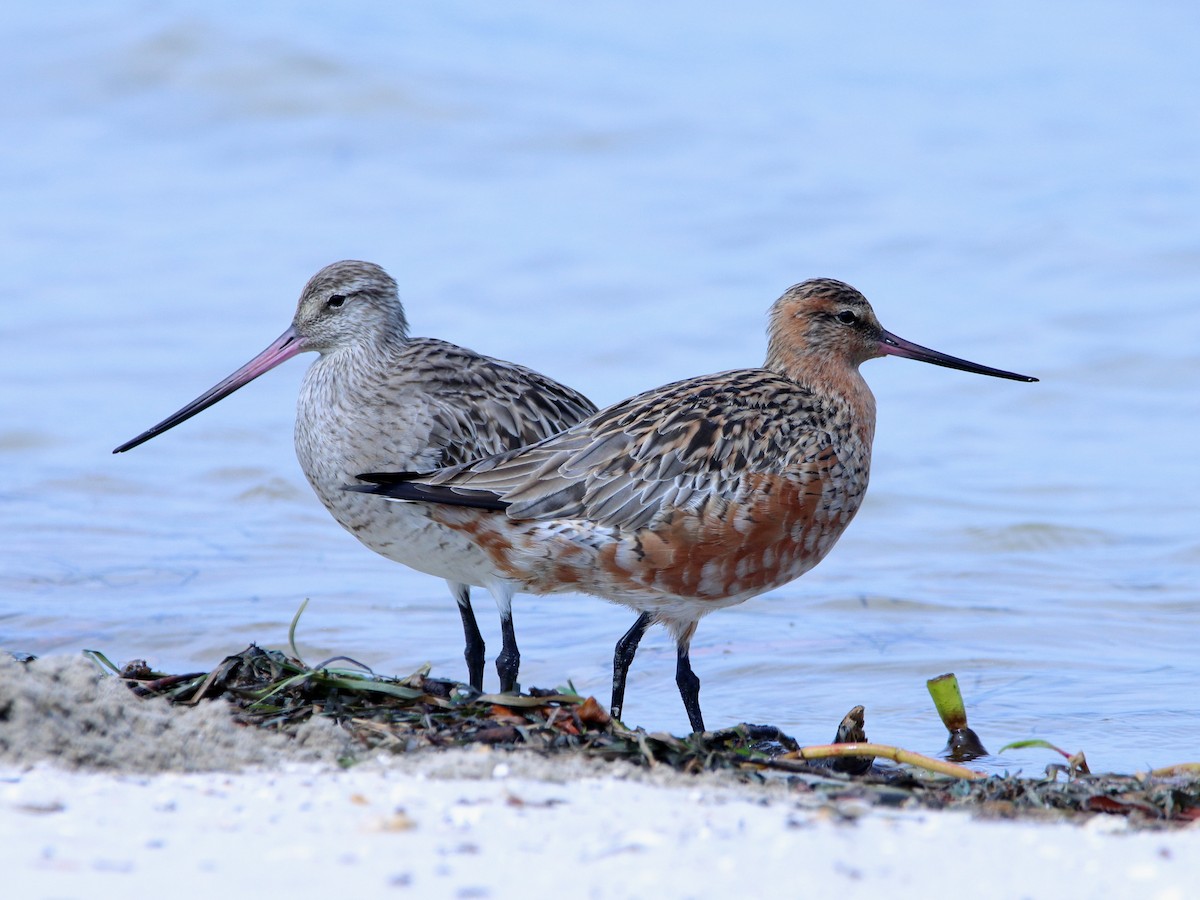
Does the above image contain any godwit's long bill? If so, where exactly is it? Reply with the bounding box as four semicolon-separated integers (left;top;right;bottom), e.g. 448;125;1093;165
351;279;1036;733
114;260;596;692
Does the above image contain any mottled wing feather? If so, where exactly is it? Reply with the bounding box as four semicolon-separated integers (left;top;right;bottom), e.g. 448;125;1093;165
398;338;597;467
419;369;841;531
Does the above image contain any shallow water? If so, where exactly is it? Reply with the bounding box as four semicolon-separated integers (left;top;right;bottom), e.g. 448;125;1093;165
3;2;1199;774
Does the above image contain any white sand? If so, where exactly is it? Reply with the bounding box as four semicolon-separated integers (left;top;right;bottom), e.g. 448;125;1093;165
1;655;1197;898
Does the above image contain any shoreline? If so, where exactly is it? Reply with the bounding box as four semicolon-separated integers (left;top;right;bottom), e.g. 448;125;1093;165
2;654;1197;897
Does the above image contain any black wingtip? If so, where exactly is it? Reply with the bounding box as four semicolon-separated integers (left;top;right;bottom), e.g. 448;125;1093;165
355;471;423;485
346;475;510;512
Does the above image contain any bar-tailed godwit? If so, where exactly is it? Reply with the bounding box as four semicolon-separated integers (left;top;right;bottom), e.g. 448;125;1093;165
114;260;596;692
352;278;1037;732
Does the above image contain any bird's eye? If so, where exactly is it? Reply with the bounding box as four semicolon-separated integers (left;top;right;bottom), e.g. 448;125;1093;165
327;294;346;309
836;310;858;325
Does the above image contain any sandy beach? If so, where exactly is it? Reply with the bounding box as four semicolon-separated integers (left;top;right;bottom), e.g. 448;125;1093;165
2;655;1196;899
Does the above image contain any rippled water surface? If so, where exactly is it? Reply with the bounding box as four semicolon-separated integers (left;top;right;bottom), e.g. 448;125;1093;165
4;2;1199;773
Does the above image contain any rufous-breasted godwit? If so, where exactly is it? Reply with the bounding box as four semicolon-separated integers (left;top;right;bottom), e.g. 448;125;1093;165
351;278;1037;732
114;260;596;692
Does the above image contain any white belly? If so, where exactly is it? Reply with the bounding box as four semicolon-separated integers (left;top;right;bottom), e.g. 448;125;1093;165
319;484;500;587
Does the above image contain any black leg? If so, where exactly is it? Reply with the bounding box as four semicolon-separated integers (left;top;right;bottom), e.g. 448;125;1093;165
449;581;485;691
676;643;704;734
496;610;520;693
611;612;652;722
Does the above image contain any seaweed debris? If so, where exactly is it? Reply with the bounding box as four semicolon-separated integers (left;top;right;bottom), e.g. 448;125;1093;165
73;643;1200;828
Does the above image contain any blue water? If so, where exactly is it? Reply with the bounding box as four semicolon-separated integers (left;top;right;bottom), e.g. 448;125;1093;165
3;2;1199;774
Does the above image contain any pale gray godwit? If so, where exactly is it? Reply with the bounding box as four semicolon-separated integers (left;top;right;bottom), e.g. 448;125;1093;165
114;260;596;692
352;279;1037;732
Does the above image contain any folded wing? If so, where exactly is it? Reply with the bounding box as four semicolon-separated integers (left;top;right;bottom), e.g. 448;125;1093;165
361;368;843;535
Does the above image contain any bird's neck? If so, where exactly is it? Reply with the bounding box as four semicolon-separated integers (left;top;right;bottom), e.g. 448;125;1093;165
766;347;877;447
